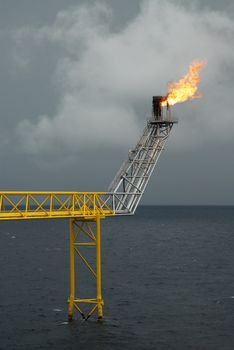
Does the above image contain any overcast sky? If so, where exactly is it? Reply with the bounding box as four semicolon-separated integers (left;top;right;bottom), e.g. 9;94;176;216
0;0;233;205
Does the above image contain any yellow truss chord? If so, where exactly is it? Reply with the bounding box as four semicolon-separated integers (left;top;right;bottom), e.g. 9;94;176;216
0;192;115;220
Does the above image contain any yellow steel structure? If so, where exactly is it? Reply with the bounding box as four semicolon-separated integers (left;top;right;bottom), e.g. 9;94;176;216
68;216;104;320
0;192;114;220
0;191;114;320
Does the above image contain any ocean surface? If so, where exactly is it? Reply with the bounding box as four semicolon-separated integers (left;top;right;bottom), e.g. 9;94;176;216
0;206;234;350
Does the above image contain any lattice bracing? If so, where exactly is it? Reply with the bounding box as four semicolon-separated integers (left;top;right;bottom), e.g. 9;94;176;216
0;192;114;220
68;217;103;320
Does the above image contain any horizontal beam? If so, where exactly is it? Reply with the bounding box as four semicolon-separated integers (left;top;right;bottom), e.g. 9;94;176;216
0;191;141;220
0;192;115;221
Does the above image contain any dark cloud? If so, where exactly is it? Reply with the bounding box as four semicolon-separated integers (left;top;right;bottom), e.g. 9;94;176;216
13;1;234;153
0;0;233;204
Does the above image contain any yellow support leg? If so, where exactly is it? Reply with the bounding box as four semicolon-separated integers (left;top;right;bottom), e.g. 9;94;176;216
68;218;75;321
67;216;104;321
96;214;103;320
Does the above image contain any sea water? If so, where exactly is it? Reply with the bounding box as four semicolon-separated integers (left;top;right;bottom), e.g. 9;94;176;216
0;206;234;350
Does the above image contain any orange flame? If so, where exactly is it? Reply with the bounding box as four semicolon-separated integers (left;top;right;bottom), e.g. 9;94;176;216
161;60;207;106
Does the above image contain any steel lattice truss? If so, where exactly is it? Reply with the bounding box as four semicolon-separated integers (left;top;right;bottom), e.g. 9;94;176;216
108;119;175;214
0;97;177;320
0;119;176;220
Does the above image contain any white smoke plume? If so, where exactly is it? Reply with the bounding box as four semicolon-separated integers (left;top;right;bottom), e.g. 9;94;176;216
15;0;234;154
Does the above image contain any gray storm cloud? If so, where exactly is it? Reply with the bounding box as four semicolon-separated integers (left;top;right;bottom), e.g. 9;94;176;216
16;0;234;154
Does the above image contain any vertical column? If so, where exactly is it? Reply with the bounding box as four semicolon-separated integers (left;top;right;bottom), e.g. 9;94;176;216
68;218;75;320
96;214;103;320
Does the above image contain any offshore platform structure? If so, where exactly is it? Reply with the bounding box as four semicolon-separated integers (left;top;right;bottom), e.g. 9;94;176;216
0;97;176;320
